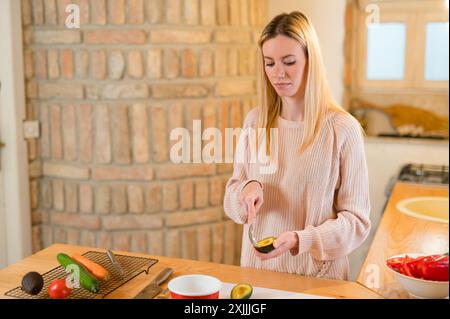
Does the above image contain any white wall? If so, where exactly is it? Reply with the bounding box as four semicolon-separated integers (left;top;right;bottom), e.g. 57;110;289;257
268;0;347;105
348;138;449;280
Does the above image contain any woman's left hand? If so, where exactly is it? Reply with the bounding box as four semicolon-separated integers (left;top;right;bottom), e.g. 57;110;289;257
254;231;299;261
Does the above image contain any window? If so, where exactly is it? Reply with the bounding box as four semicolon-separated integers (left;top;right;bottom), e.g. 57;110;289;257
424;22;449;81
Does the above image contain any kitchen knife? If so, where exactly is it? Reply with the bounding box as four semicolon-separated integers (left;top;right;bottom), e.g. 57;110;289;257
133;267;174;299
106;250;125;276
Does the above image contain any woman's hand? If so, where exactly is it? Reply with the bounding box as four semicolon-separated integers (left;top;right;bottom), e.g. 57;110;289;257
254;231;299;261
239;181;263;224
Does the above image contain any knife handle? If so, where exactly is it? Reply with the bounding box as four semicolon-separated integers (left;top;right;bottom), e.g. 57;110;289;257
153;268;173;285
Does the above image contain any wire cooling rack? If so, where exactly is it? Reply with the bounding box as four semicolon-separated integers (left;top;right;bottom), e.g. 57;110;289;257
4;251;158;299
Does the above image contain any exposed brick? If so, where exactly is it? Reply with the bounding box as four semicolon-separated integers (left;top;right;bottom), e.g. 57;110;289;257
216;0;229;25
128;0;144;24
249;0;258;26
93;166;154;181
44;0;57;24
151;30;211;44
57;0;70;26
79;184;93;213
184;0;199;25
163;49;179;79
163;183;178;211
248;47;257;75
66;229;80;245
238;48;249;75
157;163;215;179
209;176;224;206
166;0;181;24
195;180;209;208
146;0;163;23
109;0;125;24
80;231;96;247
74;0;89;25
79;104;93;162
50;105;62;159
103;215;163;230
24;50;34;80
30;180;39;210
41;225;53;248
228;49;238;76
40;104;50;158
147;231;163;256
34;30;81;44
214;48;227;76
41;179;53;209
211;222;224;263
152;84;209;99
215;30;251;43
229;0;240;26
146;49;162;79
61;49;74;79
131;232;147;253
146;184;162;213
35;49;47;79
95;104;112;164
239;0;249;26
179;180;194;210
113;233;131;252
32;0;44;25
53;227;67;243
29;161;41;179
95;185;111;214
150;104;168;162
215;79;254;96
28;139;38;161
197;225;211;261
97;232;113;249
39;83;83;99
23;29;33;46
43;163;90;179
32;226;42;252
128;184;144;214
75;50;89;79
202;100;216;129
127;50;144;78
165;207;221;227
101;83;149;99
200;0;215;25
22;0;32;26
112;184;127;214
131;103;150;163
182;49;197;78
165;229;180;257
109;50;125;80
62;105;77;161
199;49;213;77
181;228;197;260
85;30;147;44
64;182;78;213
112;104;131;164
91;0;107;24
48;49;59;79
92;50;107;80
53;180;64;211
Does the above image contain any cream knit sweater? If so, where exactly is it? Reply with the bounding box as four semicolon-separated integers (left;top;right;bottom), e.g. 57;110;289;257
223;107;371;280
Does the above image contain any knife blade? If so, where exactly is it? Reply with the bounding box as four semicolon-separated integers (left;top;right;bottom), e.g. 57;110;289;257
133;267;173;299
106;250;125;276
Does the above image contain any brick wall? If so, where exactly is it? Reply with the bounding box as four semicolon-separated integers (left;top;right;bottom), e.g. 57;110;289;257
22;0;268;265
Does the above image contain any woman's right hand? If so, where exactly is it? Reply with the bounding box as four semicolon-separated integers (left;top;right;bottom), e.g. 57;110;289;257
239;181;264;224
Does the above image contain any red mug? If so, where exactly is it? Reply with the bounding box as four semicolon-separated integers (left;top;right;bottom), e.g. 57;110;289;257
168;274;222;299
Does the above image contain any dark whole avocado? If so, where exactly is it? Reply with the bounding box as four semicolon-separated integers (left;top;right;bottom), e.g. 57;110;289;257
21;271;44;295
255;237;276;254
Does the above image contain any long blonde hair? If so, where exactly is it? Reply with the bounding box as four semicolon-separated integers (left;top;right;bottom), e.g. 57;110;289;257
258;11;347;153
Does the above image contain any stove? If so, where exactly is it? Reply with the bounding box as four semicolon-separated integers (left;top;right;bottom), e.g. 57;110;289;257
398;164;449;185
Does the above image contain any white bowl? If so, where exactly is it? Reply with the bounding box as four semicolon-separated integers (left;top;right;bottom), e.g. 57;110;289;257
168;274;222;299
386;253;449;299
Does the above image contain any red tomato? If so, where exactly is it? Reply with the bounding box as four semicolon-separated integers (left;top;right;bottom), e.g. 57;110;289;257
48;279;72;299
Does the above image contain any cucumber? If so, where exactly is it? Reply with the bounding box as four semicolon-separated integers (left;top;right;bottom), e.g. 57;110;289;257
57;253;100;293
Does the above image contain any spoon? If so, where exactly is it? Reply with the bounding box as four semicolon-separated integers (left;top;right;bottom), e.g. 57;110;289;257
248;224;259;247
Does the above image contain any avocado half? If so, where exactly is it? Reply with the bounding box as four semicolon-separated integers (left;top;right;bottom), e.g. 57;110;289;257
230;283;253;299
255;237;276;254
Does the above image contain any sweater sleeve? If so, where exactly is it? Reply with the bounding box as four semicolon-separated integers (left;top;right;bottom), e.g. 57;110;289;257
294;118;371;261
223;108;262;225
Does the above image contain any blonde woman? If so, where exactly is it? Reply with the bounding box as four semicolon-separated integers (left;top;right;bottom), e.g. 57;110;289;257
223;11;371;280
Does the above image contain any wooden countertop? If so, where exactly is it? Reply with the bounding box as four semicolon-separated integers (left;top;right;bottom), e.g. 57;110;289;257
0;243;382;299
357;182;449;298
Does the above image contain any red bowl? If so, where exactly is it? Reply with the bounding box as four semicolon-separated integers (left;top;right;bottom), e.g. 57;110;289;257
168;274;222;299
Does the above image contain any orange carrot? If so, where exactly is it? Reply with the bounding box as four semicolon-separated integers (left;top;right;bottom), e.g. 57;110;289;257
72;254;111;281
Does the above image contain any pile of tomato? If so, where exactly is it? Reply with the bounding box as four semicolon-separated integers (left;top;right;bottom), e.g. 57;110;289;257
386;253;449;282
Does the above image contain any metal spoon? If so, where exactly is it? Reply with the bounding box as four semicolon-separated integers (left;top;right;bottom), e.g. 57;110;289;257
248;224;259;247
